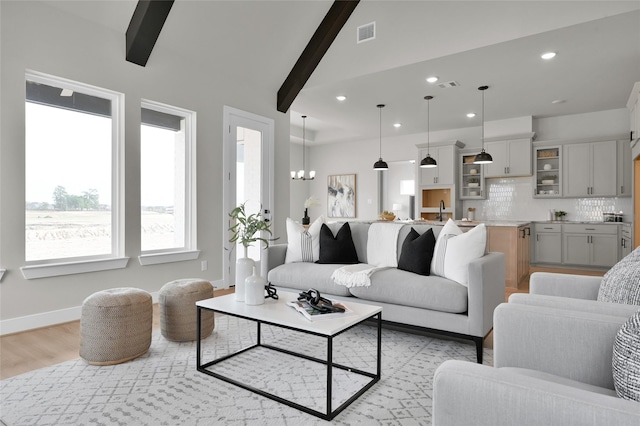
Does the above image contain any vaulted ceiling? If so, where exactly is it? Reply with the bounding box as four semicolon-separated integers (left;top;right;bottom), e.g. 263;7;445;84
47;1;640;145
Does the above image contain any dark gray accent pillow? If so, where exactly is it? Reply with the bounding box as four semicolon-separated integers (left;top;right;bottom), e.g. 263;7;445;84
597;245;640;305
316;223;359;264
613;310;640;401
397;228;436;276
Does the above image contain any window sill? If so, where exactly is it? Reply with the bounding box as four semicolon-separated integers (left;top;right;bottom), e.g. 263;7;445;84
21;257;129;280
138;250;200;266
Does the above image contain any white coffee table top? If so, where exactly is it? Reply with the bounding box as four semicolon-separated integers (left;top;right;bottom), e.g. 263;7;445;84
197;290;382;336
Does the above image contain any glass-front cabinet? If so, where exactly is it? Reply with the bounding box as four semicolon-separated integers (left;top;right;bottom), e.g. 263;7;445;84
459;153;485;199
533;146;562;198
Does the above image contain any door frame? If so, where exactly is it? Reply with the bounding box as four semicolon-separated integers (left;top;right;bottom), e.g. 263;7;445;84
222;106;274;288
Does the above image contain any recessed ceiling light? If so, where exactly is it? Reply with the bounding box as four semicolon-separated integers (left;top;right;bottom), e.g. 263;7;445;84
336;95;347;101
393;123;402;128
541;52;556;60
466;113;476;118
426;76;439;83
551;99;566;104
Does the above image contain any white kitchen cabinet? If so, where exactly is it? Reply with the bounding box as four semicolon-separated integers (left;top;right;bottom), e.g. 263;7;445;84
459;153;485;199
627;82;640;143
563;141;617;197
483;136;532;178
562;224;619;267
617;139;632;197
416;140;464;186
533;146;562;198
621;224;632;259
419;146;455;185
532;223;562;264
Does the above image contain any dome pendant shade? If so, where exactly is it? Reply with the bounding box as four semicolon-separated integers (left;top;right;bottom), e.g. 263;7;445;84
473;149;493;164
420;154;437;168
420;95;437;169
374;158;389;170
373;104;388;171
473;85;493;165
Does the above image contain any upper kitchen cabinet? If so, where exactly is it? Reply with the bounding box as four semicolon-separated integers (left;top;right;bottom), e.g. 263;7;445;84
416;140;464;186
460;152;486;199
618;139;632;197
533;146;562;198
627;82;640;143
482;133;534;178
563;141;617;197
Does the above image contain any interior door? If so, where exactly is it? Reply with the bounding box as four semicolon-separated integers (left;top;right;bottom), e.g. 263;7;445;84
223;106;274;289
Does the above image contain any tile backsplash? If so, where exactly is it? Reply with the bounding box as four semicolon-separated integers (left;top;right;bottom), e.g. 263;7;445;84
463;177;633;222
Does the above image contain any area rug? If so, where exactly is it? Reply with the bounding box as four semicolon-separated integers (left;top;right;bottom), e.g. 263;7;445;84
0;315;492;425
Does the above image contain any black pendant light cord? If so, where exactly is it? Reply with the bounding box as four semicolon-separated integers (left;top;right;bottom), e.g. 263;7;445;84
378;104;383;159
302;115;306;172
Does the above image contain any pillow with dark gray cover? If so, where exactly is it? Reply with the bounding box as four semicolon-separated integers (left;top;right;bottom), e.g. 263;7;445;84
397;228;436;276
316;223;359;264
597;245;640;305
613;310;640;401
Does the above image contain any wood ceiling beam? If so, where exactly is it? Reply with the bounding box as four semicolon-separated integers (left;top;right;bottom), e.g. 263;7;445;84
126;0;175;67
277;0;359;113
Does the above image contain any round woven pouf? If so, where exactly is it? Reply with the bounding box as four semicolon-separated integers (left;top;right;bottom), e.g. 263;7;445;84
80;288;152;366
159;279;215;342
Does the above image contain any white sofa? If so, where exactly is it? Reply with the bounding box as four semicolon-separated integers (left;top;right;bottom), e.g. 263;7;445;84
267;222;505;363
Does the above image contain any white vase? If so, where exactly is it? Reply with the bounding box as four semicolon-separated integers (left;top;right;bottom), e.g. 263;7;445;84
235;256;254;302
245;266;266;306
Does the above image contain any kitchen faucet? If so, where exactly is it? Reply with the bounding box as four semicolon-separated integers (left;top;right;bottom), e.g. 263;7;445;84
439;200;445;221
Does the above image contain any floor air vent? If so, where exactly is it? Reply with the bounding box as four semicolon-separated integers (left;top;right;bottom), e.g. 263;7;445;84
357;22;375;43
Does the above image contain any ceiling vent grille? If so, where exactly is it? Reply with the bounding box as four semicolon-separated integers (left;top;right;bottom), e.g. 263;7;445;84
357;22;375;43
437;81;460;89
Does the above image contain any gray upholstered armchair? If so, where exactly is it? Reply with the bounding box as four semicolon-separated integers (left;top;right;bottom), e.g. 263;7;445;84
432;302;640;426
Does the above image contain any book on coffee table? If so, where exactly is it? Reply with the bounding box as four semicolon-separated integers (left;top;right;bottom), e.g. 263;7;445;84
287;299;354;321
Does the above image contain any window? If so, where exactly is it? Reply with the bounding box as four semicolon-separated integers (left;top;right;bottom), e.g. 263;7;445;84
23;71;125;277
139;100;197;263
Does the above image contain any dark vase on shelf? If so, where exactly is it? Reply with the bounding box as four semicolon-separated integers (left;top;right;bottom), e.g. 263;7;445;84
302;208;310;225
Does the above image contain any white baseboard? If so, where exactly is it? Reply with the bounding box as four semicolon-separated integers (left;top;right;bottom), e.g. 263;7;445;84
1;279;226;336
1;291;160;336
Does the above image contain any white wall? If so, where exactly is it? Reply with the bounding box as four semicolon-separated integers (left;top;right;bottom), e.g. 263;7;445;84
300;110;631;223
0;1;291;328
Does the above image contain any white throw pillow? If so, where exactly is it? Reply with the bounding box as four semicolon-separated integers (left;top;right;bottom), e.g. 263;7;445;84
284;216;324;263
443;223;487;286
431;219;462;277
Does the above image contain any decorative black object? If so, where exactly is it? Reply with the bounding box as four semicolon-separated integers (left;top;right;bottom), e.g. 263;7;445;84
265;283;278;300
298;288;345;313
302;208;310;225
397;228;436;276
316;223;359;264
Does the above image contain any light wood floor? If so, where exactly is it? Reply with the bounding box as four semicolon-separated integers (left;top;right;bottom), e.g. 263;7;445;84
1;268;602;380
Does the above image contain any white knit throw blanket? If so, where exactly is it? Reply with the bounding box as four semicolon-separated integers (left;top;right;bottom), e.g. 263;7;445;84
331;222;403;287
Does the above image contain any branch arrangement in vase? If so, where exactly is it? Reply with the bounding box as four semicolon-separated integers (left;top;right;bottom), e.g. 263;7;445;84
228;202;273;255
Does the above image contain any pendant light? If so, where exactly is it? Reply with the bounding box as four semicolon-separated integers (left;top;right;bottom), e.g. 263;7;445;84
290;115;315;180
420;95;437;168
473;85;493;164
373;104;388;170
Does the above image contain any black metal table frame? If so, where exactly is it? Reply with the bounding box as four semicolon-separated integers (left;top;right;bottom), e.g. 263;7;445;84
196;306;382;421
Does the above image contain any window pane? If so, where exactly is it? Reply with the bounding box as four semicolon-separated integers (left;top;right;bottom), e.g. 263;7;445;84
25;81;113;261
141;107;189;252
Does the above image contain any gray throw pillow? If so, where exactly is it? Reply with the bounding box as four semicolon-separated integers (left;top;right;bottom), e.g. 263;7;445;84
597;246;640;305
612;310;640;402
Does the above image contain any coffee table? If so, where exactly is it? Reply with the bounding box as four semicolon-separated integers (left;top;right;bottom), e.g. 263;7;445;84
196;291;382;421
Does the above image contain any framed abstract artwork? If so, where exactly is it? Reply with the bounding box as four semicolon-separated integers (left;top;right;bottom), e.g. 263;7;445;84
327;174;356;218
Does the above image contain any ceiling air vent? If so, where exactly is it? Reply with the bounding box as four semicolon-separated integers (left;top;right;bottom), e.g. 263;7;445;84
437;81;460;89
357;22;375;43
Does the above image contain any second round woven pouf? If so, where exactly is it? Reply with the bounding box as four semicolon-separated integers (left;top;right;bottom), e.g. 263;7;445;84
159;279;215;342
80;287;153;366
